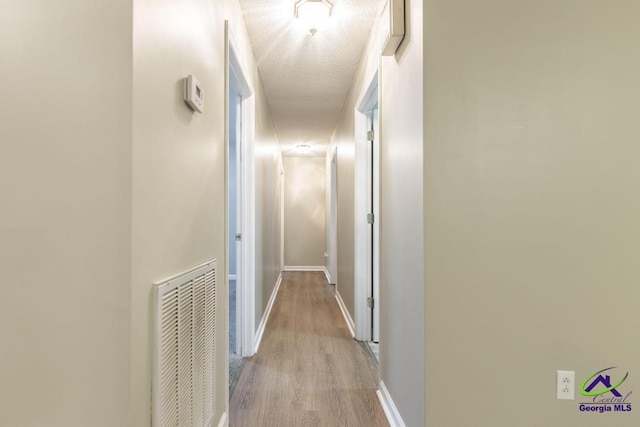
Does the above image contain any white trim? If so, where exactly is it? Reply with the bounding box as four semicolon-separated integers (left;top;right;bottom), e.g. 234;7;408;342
358;70;379;112
372;104;380;343
239;93;256;358
254;273;282;353
323;267;331;284
227;32;254;97
217;411;228;427
226;21;257;358
280;161;285;272
283;266;326;271
283;266;332;283
334;292;355;338
326;147;338;286
354;69;380;341
377;381;406;427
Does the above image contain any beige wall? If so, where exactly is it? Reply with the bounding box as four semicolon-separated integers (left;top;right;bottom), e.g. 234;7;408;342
379;0;424;425
328;121;356;319
130;0;228;424
330;1;425;425
131;0;280;424
1;0;279;425
223;0;283;338
0;1;133;425
283;156;327;268
424;1;640;426
254;74;283;330
224;0;283;333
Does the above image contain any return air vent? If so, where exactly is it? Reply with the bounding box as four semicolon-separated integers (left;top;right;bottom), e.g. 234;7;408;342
153;260;217;427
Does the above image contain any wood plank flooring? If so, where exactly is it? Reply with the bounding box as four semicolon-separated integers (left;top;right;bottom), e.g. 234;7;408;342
230;271;389;427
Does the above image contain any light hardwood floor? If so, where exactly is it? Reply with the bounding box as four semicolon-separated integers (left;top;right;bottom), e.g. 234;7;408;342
230;271;389;427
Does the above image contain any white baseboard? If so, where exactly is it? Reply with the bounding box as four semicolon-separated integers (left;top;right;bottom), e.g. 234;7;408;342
377;381;406;427
323;267;332;284
283;265;325;271
254;273;282;353
334;291;355;338
216;411;228;427
282;266;333;283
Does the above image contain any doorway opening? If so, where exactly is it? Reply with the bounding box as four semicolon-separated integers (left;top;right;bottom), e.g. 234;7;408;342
327;147;338;285
367;105;380;345
228;81;242;393
355;70;380;361
366;104;379;362
226;21;257;399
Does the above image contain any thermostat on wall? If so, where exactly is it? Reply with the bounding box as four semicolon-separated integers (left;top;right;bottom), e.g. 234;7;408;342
184;75;204;113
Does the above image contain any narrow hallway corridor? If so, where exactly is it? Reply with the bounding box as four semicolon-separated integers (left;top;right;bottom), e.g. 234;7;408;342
230;272;388;426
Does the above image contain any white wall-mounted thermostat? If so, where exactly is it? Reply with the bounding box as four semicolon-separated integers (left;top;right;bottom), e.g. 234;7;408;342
184;75;204;113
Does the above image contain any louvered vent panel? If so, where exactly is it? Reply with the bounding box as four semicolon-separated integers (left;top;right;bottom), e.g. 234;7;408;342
192;274;206;426
160;289;179;427
204;269;216;423
153;260;217;427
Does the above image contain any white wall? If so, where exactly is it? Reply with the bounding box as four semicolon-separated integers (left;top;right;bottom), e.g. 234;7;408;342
330;0;425;425
424;1;640;426
0;1;133;425
283;156;327;268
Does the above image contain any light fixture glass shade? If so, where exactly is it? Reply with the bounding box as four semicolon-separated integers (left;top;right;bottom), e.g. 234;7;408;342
295;0;332;34
295;143;313;155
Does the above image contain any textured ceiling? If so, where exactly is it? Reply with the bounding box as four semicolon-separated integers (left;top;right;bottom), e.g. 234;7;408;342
238;0;383;155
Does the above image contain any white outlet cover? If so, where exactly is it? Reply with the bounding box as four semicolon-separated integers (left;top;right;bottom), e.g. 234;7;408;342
556;370;575;400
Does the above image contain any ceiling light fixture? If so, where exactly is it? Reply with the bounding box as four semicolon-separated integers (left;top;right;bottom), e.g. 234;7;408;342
295;143;313;155
294;0;333;36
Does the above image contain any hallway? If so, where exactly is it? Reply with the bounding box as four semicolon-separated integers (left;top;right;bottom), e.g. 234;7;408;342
230;272;388;426
6;0;638;426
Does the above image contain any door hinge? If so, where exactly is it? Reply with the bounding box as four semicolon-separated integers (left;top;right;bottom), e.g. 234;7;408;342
367;130;375;141
367;297;375;309
367;213;375;224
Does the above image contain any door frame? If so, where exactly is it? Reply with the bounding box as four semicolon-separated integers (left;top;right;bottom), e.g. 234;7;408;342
354;70;380;342
229;83;241;355
225;21;256;359
326;147;338;284
369;108;380;342
280;162;285;273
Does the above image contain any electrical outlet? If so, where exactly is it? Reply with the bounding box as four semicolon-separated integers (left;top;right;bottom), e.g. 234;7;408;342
556;370;575;400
